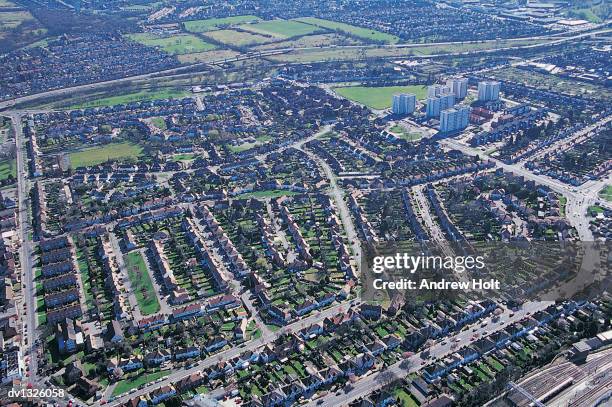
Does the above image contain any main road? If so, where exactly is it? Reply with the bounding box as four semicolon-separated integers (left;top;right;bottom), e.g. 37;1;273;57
9;113;73;406
440;138;612;241
106;299;360;406
10;113;38;378
309;301;551;407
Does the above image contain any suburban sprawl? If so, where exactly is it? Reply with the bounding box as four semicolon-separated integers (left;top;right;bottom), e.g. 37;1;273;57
0;1;611;407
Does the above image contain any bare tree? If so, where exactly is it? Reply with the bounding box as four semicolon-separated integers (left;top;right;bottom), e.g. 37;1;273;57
375;369;398;387
399;358;413;371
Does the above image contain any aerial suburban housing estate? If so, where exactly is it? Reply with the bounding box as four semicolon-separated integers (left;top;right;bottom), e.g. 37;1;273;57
0;0;610;407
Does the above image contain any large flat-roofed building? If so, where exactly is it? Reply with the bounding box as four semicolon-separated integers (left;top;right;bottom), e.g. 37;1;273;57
426;93;455;118
427;84;452;98
478;81;501;101
392;93;416;115
440;105;470;132
446;77;468;99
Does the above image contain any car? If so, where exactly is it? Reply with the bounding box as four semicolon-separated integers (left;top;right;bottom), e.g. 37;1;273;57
421;360;426;365
441;341;447;345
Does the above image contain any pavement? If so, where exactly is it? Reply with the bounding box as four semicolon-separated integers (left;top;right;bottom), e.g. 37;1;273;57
526;115;612;162
108;232;139;321
297;139;362;277
309;301;551;407
106;300;360;406
411;186;450;250
11;113;37;377
1;24;610;407
439;138;612;243
10;113;72;405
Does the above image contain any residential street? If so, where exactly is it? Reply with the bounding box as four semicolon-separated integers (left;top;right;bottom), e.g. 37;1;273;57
310;301;551;407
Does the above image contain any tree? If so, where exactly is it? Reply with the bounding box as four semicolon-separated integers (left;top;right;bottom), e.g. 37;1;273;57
399;358;413;371
375;369;398;386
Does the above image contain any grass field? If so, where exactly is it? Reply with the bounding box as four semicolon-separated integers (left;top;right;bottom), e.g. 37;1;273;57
127;33;216;55
113;371;168;396
24;36;52;49
184;15;261;32
588;205;605;216
228;135;271;153
151;117;166;130
334;85;428;109
240;19;322;38
125;251;160;315
68;141;143;168
567;1;608;23
267;38;551;63
174;153;196;161
599;185;612;203
252;33;362;50
0;158;16;180
389;125;422;142
0;10;34;30
295;17;399;44
394;389;419;407
67;88;190;109
177;49;241;63
204;29;272;46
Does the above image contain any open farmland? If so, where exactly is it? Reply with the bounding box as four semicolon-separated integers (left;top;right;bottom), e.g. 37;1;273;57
177;49;241;63
0;10;34;30
203;29;273;46
68;141;143;168
252;33;363;50
240;19;323;38
266;38;552;62
183;15;261;32
295;17;399;43
334;85;428;109
127;33;216;55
